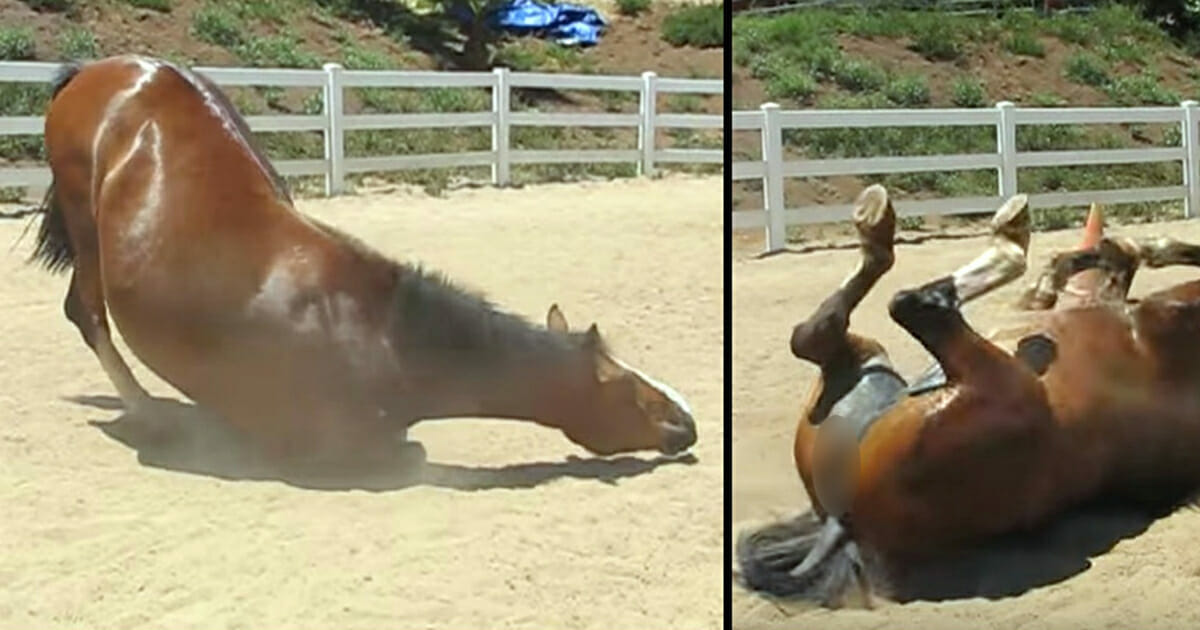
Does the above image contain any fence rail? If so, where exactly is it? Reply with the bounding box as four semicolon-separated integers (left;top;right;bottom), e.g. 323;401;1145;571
0;60;724;198
732;100;1199;252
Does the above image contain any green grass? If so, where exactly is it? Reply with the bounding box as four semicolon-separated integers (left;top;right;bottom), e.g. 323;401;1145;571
616;0;650;16
1064;52;1109;87
661;3;722;48
885;74;930;106
0;28;36;61
766;69;817;102
1106;72;1180;105
951;76;987;107
0;83;50;161
832;59;886;92
909;20;963;61
58;26;97;59
1004;32;1045;57
192;3;244;47
237;33;321;67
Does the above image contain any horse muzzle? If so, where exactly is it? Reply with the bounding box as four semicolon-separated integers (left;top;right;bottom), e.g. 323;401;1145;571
660;413;697;454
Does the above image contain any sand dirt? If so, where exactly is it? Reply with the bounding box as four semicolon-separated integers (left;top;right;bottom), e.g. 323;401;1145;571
0;175;722;630
733;216;1200;630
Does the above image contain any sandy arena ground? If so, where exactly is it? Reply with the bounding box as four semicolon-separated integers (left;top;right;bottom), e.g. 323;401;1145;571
733;215;1200;630
0;175;722;630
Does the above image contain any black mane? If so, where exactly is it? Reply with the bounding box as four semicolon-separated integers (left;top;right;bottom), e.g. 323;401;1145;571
390;264;595;366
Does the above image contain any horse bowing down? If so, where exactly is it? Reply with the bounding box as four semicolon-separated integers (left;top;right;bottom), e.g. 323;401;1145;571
30;55;696;469
737;184;1200;606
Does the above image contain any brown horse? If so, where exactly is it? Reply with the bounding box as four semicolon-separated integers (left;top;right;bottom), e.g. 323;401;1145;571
29;55;696;469
737;184;1200;606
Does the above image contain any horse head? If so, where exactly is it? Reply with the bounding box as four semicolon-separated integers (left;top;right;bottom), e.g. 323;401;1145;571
544;304;697;456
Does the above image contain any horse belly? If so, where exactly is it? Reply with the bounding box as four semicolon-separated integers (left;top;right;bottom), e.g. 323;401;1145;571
850;387;1062;559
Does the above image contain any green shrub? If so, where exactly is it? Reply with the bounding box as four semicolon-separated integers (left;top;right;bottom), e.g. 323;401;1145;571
885;75;930;106
661;3;722;48
1106;73;1180;105
767;70;817;103
616;0;650;16
1046;15;1093;45
192;3;244;47
951;77;987;107
1004;32;1045;57
910;21;961;61
832;59;886;92
236;34;320;67
58;27;97;59
1064;53;1110;87
0;28;35;61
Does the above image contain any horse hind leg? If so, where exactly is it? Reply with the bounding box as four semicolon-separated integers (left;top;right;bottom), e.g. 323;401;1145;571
38;182;151;410
741;186;904;607
790;184;895;367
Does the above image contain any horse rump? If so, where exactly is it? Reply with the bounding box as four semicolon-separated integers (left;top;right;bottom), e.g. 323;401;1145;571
736;510;880;608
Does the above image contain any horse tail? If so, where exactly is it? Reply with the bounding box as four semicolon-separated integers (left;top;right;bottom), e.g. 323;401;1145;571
28;61;85;273
50;60;84;99
736;511;879;608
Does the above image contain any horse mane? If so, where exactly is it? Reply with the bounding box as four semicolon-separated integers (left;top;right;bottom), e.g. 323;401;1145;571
304;215;597;366
390;264;598;367
160;60;294;205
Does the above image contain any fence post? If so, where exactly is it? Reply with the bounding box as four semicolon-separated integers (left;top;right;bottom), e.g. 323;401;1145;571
492;67;511;186
639;71;658;177
322;62;345;196
1182;100;1199;219
995;100;1017;199
760;102;786;253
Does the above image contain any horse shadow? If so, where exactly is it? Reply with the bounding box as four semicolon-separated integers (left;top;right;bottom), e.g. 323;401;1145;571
891;494;1190;603
69;395;697;493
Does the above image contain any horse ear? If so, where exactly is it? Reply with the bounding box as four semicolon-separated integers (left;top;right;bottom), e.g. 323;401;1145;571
547;303;569;333
585;324;624;382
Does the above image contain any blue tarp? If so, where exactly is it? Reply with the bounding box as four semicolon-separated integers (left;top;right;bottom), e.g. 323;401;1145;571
452;0;608;47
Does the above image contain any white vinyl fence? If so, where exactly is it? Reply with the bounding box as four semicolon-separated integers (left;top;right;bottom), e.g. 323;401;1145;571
0;61;723;197
733;100;1200;253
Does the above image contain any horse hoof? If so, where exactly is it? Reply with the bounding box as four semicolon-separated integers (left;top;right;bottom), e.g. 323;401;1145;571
852;186;896;248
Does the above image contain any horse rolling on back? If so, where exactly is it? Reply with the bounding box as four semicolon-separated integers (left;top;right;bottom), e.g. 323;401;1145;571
30;55;697;468
737;184;1200;606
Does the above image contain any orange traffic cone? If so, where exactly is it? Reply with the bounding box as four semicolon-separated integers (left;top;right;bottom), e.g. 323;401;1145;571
1078;203;1104;250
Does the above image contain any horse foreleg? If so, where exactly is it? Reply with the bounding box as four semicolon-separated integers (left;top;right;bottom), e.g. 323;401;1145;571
945;194;1031;306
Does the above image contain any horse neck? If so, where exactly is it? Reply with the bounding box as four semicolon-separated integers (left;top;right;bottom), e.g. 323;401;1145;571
396;342;594;429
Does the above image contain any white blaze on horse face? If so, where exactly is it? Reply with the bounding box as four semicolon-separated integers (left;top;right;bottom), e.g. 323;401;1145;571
610;355;693;416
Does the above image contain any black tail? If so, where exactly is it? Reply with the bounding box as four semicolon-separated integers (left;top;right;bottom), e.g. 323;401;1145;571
28;61;85;274
30;185;73;273
50;60;84;99
735;511;880;608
